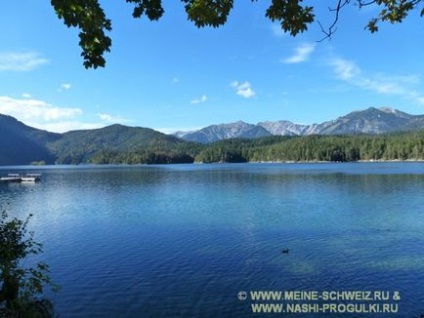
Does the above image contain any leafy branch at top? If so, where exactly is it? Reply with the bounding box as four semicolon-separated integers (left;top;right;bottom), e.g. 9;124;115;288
49;0;424;68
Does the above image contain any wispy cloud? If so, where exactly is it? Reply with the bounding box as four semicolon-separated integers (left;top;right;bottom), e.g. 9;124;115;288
191;94;208;104
328;57;424;105
283;43;315;64
156;127;202;135
0;52;48;71
231;81;256;98
58;83;72;92
97;113;132;124
330;58;360;80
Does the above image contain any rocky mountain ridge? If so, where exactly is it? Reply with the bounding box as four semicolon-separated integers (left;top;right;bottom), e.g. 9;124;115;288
175;107;424;143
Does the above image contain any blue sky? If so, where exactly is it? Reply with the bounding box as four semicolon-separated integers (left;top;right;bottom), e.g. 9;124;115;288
1;1;424;133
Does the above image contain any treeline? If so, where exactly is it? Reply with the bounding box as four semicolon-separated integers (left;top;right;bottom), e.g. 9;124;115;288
54;144;201;165
194;131;424;163
89;150;195;164
56;130;424;165
55;144;201;165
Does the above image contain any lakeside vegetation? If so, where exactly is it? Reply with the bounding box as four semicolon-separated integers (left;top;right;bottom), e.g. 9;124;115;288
91;130;424;164
0;211;56;317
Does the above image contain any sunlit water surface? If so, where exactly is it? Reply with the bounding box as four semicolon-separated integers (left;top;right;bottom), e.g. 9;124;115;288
1;163;424;317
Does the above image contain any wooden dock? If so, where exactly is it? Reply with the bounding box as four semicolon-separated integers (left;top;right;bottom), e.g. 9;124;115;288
0;173;41;183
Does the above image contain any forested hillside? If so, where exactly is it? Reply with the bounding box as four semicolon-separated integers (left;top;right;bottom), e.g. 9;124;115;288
0;116;201;165
0;115;59;165
194;132;424;163
47;124;202;164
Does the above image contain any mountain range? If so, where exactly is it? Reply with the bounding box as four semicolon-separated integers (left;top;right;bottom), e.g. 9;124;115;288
0;115;198;165
175;107;424;143
1;106;424;165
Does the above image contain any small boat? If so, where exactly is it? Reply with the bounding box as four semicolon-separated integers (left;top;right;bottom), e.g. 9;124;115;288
20;174;42;182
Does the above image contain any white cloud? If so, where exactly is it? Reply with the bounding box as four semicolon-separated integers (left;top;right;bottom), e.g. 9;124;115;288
58;83;72;92
22;93;32;99
328;57;424;106
0;95;93;133
191;94;208;104
0;96;82;121
0;52;48;71
375;74;420;85
155;127;202;135
283;43;315;64
329;58;361;80
231;81;256;98
97;113;131;123
29;121;105;133
0;96;134;133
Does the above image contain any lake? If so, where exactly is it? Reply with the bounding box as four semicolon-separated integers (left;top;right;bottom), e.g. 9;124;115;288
1;162;424;317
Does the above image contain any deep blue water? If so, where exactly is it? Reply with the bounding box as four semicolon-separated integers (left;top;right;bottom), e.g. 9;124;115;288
1;162;424;317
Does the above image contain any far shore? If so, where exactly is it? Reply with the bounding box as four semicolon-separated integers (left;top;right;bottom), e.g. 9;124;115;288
198;159;424;164
1;159;424;169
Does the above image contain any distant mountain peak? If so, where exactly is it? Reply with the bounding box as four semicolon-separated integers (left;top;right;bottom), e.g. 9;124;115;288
174;107;424;143
177;120;271;143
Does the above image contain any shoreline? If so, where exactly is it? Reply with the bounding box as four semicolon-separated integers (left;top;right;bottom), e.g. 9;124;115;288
196;158;424;164
1;159;424;169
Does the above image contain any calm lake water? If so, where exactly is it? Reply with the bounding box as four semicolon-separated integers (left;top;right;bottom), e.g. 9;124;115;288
1;162;424;317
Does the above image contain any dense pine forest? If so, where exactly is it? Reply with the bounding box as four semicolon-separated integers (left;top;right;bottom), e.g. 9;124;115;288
92;130;424;164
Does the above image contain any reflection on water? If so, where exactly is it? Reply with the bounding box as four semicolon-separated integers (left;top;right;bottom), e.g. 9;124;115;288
1;163;424;317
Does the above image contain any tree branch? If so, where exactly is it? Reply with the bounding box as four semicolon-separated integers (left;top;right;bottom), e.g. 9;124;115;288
317;0;351;41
